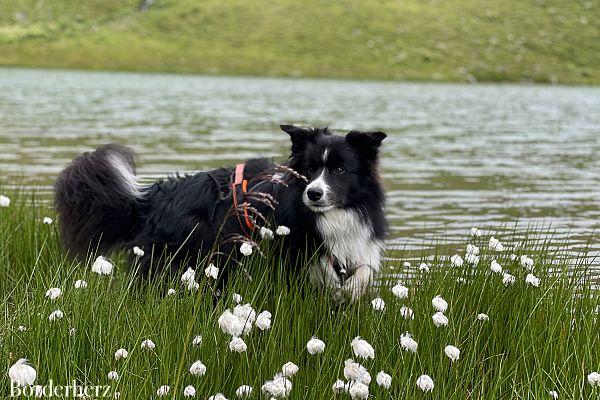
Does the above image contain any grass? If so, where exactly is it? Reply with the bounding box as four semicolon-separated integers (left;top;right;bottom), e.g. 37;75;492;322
0;0;598;84
1;189;599;399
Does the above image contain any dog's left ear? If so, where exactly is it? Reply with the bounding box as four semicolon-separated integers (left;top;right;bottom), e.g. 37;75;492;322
346;131;387;159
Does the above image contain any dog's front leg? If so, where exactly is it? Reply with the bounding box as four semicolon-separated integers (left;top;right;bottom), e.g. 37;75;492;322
343;265;373;300
309;255;342;290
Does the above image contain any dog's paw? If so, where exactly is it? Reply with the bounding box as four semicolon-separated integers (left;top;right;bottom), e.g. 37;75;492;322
342;266;373;301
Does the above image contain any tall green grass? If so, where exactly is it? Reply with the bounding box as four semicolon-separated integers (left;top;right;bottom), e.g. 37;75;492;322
1;190;599;398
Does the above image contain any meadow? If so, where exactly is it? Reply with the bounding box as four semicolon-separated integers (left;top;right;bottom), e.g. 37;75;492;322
0;0;598;84
1;190;599;399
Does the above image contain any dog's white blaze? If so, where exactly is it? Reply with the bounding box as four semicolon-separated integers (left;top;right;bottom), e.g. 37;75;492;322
303;170;331;205
108;154;143;198
322;147;330;162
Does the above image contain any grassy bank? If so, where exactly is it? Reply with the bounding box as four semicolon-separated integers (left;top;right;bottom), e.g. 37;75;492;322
1;190;599;398
0;0;598;84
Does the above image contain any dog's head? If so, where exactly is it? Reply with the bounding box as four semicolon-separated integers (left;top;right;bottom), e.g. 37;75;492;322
281;124;386;213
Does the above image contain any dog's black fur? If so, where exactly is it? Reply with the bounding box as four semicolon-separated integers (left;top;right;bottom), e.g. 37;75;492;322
55;125;387;285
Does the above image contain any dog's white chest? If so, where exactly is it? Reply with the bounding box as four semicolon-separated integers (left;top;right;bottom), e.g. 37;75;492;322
315;208;382;272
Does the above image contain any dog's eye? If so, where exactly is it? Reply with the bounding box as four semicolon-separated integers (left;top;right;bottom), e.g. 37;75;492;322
333;166;346;175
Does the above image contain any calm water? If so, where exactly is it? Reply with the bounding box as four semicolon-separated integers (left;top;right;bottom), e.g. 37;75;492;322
0;68;598;266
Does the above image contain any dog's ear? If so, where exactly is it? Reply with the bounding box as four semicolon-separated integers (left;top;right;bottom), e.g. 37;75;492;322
346;130;386;159
280;124;315;154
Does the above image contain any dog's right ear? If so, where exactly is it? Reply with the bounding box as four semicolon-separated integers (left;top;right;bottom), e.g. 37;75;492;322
280;124;314;154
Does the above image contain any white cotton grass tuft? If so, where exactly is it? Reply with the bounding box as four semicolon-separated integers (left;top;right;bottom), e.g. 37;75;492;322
183;385;196;398
45;287;62;301
403;261;412;268
255;310;272;331
418;263;429;272
348;381;369;399
470;227;482;237
489;236;504;251
48;309;64;322
376;371;392;389
416;374;434;392
192;335;202;346
189;360;206;376
69;327;77;336
371;297;385;311
74;279;88;289
114;348;128;360
205;264;219;279
141;339;156;350
261;374;292;398
239;242;253;256
156;385;170;397
229;337;247;353
181;268;196;284
351;336;375;359
187;280;199;291
432;295;448;312
477;313;489;321
275;225;290;235
332;380;349;393
167;288;176;296
450;254;464;267
521;255;535;270
525;273;540;287
42;217;53;225
432;312;449;327
233;303;256;325
400;332;418;353
18;325;27;332
391;283;409;299
444;345;460;362
0;195;10;207
108;371;119;381
490;260;503;273
306;336;326;354
92;256;114;275
588;371;600;386
502;273;516;286
549;390;558;399
236;385;253;398
400;306;414;320
9;359;37;387
259;226;274;239
133;246;144;257
466;244;480;255
218;310;245;336
208;394;227;400
232;293;243;304
343;359;371;384
465;252;479;266
281;361;299;377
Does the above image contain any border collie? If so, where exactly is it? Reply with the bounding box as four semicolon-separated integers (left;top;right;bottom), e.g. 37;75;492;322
55;125;387;299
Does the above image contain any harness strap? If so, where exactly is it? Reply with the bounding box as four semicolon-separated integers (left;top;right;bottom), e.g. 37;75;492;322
231;163;256;233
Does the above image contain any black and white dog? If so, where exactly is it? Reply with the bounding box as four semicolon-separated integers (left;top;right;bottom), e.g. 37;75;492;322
55;125;387;299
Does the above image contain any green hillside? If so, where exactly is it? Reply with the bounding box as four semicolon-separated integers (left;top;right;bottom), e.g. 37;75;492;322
0;0;598;83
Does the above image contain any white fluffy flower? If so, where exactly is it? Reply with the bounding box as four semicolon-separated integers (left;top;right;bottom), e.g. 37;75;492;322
261;374;292;398
189;360;206;376
549;390;558;399
432;312;449;327
343;359;371;384
229;337;247;353
108;371;119;381
42;217;53;225
332;380;349;393
133;246;145;257
114;348;128;360
218;310;245;337
456;277;467;284
233;303;256;325
510;253;518;261
205;264;219;279
502;273;516;286
18;325;27;332
489;236;504;251
8;359;36;386
444;345;460;362
167;288;176;296
255;310;272;331
391;283;409;299
525;273;540;287
351;336;374;359
183;385;196;398
141;339;156;350
156;385;170;396
192;335;202;346
45;287;62;301
470;227;482;237
418;263;429;272
400;306;414;320
0;195;10;207
416;374;434;392
74;279;88;289
450;254;464;267
92;256;113;275
259;227;274;239
521;255;535;270
48;309;64;322
587;371;600;386
490;260;502;273
281;361;299;377
69;327;77;336
403;261;412;268
466;244;480;255
349;381;369;399
236;385;253;398
208;394;227;400
232;293;243;304
400;332;418;353
376;371;392;388
239;242;253;256
306;336;325;354
181;267;196;284
432;295;448;312
371;297;385;311
477;313;489;321
275;225;290;235
465;252;479;265
187;280;200;291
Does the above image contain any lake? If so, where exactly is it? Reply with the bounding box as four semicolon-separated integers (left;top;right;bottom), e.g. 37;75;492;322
0;68;598;268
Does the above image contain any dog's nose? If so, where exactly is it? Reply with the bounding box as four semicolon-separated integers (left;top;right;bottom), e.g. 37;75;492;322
307;188;323;201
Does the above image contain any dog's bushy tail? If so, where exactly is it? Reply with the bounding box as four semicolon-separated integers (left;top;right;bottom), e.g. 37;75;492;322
55;144;142;259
